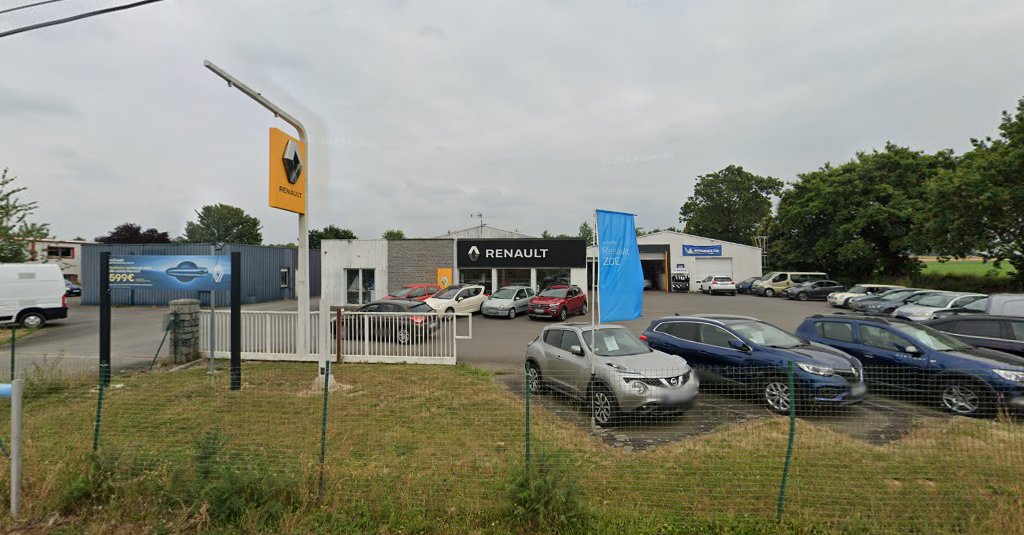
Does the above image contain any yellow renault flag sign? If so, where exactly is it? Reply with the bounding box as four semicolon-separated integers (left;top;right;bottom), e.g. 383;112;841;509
269;127;306;214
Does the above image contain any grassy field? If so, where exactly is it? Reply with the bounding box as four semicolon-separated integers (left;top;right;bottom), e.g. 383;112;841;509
921;259;1017;277
0;327;33;346
1;362;1023;534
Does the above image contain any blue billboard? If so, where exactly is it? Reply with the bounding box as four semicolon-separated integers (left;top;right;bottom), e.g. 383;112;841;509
109;255;231;291
682;244;722;256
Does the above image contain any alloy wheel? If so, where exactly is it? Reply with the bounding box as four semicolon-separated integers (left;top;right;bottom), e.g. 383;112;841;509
559;308;567;321
581;302;588;315
764;381;791;413
527;364;541;394
396;328;411;345
765;289;775;297
798;292;808;301
941;383;981;415
21;313;43;328
507;308;516;319
592;389;614;426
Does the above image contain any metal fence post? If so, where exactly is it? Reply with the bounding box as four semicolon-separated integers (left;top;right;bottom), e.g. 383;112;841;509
524;361;531;467
10;379;22;519
8;327;15;381
777;361;797;523
317;359;331;501
92;362;108;454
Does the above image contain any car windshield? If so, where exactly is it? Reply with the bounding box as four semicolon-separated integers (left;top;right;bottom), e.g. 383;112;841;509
433;287;460;299
963;298;988;312
881;290;916;301
581;328;649;357
848;285;870;294
890;323;971;351
491;288;517;299
731;321;804;348
914;294;957;308
539;288;568;298
390;287;414;298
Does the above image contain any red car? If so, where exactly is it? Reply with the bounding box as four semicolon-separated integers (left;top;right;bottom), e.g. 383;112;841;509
384;283;441;301
528;285;588;321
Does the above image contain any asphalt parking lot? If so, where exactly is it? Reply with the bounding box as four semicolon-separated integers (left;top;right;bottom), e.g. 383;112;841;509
460;290;835;372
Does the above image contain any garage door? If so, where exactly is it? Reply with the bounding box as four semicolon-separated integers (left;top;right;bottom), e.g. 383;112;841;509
692;257;734;289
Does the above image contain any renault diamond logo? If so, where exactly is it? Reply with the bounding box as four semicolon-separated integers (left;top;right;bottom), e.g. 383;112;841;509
282;139;303;184
468;246;480;262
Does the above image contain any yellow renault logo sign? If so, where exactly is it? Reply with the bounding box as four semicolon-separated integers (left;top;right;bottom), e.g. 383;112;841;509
269;127;306;214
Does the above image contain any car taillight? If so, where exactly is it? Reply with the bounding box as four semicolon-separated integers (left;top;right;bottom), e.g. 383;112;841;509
411;316;425;325
639;334;648;341
712;281;718;285
62;294;67;308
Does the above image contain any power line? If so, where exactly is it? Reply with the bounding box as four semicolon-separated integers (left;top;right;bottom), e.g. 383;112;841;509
0;0;165;39
0;0;73;16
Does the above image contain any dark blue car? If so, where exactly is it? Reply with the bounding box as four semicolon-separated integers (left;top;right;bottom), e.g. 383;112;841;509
641;315;866;413
795;314;1024;417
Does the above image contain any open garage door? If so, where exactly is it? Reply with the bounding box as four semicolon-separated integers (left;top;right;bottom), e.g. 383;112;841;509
692;257;733;290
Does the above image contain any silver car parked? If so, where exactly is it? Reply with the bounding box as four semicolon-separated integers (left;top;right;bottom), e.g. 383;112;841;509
481;285;535;319
525;324;699;426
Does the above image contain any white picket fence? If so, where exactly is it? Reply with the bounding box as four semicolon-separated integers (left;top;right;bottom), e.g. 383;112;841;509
335;311;472;365
197;310;327;362
196;309;471;364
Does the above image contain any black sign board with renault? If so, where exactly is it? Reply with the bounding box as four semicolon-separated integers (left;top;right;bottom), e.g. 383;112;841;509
457;239;587;268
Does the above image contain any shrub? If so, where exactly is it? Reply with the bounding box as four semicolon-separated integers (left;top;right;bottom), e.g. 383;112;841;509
505;453;589;534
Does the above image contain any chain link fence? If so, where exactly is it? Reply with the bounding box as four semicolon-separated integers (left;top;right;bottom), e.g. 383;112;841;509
0;350;1022;532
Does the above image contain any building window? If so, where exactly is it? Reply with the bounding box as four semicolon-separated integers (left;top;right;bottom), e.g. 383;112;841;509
345;268;376;304
47;246;74;258
537;268;570;292
459;269;492;291
497;269;530;289
280;268;290;288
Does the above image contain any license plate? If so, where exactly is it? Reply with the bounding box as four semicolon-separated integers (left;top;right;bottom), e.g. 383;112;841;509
851;382;867;396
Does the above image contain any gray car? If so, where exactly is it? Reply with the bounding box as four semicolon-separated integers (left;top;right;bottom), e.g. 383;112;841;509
481;285;535;319
525;324;699;426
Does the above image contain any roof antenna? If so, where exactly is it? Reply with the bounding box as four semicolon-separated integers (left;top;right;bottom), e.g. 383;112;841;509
470;212;484;229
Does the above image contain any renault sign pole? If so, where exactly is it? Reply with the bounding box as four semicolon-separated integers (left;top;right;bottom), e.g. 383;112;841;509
203;60;322;382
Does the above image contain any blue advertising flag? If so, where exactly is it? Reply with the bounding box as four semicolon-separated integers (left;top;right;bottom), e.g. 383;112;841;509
596;210;643;322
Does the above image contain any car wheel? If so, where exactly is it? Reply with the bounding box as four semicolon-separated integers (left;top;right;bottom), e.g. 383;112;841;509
798;292;808;301
590;384;620;427
939;378;993;417
507;308;516;320
558;308;567;321
764;289;775;297
580;301;588;315
395;327;412;345
526;362;544;395
446;307;455;314
730;292;736;296
763;378;793;414
19;312;45;329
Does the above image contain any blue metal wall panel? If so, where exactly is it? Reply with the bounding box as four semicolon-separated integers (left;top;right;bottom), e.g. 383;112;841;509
81;243;320;306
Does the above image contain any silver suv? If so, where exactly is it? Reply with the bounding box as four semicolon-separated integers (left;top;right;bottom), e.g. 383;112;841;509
525;324;699;426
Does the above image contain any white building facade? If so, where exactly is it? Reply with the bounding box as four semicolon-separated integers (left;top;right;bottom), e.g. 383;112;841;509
635;231;763;292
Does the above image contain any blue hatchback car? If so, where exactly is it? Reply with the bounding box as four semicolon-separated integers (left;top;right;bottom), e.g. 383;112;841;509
641;315;866;413
795;314;1024;417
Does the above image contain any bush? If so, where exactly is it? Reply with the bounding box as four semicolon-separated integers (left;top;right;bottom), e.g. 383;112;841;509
505;453;589;534
872;273;1023;294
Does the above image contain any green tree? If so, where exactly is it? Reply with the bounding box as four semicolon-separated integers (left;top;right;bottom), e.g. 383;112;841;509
381;229;406;240
678;165;783;245
577;222;594;245
0;167;50;262
926;97;1024;284
771;144;955;279
182;204;263;245
96;222;171;244
308;225;357;249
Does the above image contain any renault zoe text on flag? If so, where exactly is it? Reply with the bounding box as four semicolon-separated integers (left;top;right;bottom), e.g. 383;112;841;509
596;210;643;322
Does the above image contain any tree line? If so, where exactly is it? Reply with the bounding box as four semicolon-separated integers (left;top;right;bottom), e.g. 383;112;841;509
677;96;1024;285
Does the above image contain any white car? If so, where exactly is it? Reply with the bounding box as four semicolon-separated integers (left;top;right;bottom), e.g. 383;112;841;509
827;284;904;308
425;284;488;314
893;292;987;322
698;275;736;296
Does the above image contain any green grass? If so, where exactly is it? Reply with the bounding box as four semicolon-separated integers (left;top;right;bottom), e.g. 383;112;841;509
922;259;1016;277
1;362;1023;534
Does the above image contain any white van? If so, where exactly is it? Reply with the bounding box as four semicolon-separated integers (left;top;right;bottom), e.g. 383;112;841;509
0;263;69;327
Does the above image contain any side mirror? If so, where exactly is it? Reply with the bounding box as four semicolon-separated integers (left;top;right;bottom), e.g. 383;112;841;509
569;344;585;356
728;339;751;352
904;345;920;354
456;296;464;302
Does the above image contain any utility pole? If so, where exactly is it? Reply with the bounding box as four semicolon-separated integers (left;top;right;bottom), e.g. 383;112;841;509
203;60;322;383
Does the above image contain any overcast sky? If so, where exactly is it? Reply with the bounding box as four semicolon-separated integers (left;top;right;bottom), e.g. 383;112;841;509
2;0;1023;245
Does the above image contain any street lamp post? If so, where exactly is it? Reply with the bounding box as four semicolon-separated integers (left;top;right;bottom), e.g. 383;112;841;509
203;60;323;381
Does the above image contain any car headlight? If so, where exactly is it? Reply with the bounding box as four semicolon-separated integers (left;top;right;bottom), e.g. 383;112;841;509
629;380;648;395
797;363;835;376
994;370;1024;383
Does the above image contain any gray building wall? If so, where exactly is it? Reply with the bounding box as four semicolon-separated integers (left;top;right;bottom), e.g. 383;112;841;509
81;243;320;306
386;239;453;293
